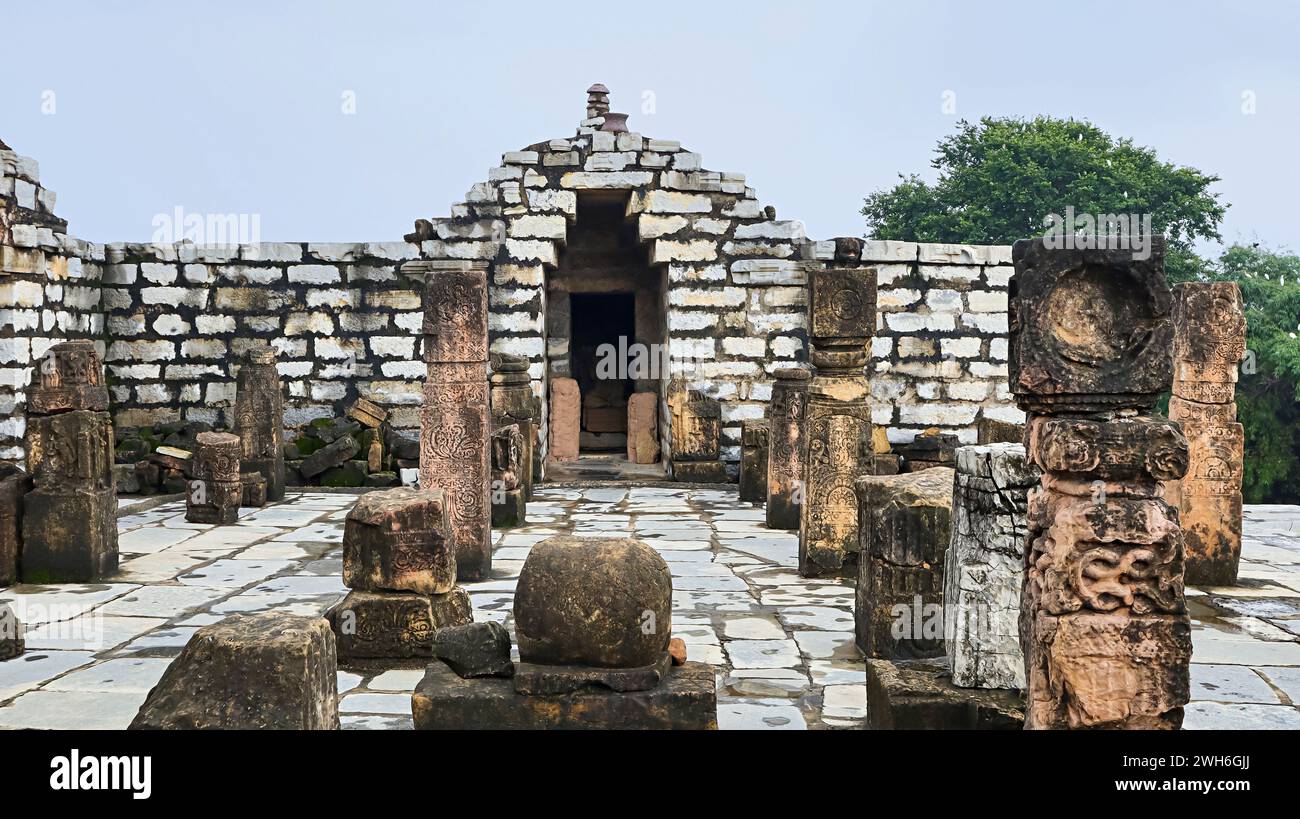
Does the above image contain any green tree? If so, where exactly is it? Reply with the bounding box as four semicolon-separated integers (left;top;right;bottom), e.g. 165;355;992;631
862;116;1227;256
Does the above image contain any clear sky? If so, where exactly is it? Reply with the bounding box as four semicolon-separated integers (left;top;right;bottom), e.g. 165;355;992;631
3;0;1295;253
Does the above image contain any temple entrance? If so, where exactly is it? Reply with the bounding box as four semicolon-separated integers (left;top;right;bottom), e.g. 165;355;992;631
546;190;666;480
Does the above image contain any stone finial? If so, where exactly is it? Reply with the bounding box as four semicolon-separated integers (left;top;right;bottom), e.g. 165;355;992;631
586;83;610;119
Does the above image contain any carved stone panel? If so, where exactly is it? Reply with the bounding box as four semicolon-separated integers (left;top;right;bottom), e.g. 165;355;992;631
766;368;809;531
27;339;109;416
233;344;285;501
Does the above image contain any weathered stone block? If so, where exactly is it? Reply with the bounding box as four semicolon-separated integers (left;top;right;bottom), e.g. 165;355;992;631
626;391;660;464
187;431;242;524
513;653;672;695
130;613;339;730
233;344;285;501
739;420;769;503
27;339;109;415
0;603;23;661
300;434;359;479
325;588;471;659
671;461;730;483
432;621;514;678
865;658;1024;730
0;465;31;586
854;469;953;660
240;471;268;507
412;660;717;730
548;377;580;462
766;368;809;530
343;487;455;595
514;536;671;668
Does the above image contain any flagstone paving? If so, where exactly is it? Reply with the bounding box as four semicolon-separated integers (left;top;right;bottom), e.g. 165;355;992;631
3;489;1300;730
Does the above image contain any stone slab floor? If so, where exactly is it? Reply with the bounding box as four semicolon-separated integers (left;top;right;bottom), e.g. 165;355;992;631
2;488;1300;730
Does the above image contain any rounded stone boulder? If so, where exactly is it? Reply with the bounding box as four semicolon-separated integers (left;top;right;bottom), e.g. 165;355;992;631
513;536;671;668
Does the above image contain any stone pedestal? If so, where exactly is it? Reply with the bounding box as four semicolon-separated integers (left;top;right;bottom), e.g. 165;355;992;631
944;443;1037;689
27;340;109;416
800;266;877;577
326;588;471;659
491;424;526;527
490;354;537;500
1168;282;1246;586
549;377;580;462
129;613;340;730
739;420;769;503
626;391;660;464
1011;237;1191;730
23;409;118;582
186;432;242;525
0;602;24;661
0;464;31;586
414;260;492;581
766;367;810;530
865;658;1024;730
233;344;286;501
854;468;953;659
669;384;726;482
240;471;268;507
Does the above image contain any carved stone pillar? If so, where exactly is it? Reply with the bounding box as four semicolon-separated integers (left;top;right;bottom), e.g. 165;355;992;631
799;266;877;577
668;383;726;483
22;340;118;582
1168;282;1246;586
187;432;242;524
233;344;286;501
739;420;769;503
766;367;809;530
1011;237;1191;729
490;354;536;501
414;260;492;581
491;423;526;527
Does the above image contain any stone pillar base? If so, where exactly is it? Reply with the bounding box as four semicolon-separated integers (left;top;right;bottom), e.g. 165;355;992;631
21;488;118;582
325;589;472;660
866;658;1024;730
491;489;526;528
186;480;242;524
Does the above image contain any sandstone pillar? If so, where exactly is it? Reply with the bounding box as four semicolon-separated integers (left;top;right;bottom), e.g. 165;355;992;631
854;468;952;659
668;383;727;483
0;464;31;586
944;443;1037;689
548;377;580;462
490;354;537;500
799;265;877;577
186;432;242;524
233;344;286;501
414;260;492;581
739;420;769;503
626;391;660;465
1010;237;1191;729
22;340;118;582
1168;282;1246;586
766;367;810;530
491;423;526;527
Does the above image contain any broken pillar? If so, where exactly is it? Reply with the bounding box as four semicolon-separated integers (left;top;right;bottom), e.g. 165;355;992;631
129;613;339;729
668;383;727;483
232;344;286;501
491;423;526;527
413;535;716;729
766;367;810;530
186;432;242;525
548;377;580;462
1010;236;1192;730
23;342;118;582
1168;282;1246;586
326;487;470;659
413;260;492;581
0;463;31;586
0;602;22;661
854;468;953;659
240;471;268;508
896;429;959;472
800;265;877;577
626;391;660;465
944;443;1037;689
739;420;769;503
490;354;537;500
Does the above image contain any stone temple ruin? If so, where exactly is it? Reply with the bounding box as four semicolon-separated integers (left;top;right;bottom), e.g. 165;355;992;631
0;86;1255;732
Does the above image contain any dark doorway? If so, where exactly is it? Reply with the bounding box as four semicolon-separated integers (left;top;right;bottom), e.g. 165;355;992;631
571;292;635;451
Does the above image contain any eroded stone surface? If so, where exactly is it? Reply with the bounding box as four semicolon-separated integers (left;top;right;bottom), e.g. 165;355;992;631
548;377;580;462
766;367;809;530
233;344;286;502
342;487;455;595
739;420;769;503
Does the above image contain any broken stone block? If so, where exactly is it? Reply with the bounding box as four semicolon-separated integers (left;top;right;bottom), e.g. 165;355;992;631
739;420;769;503
325;588;471;659
897;429;959;472
240;471;267;508
0;602;23;661
490;355;537;500
977;416;1024;445
491;424;526;527
766;367;809;530
0;464;32;587
854;468;953;660
186;432;242;525
417;261;492;581
668;383;720;462
513;653;672;695
343;487;456;595
129;613;339;729
873;454;901;475
232;344;286;501
346;397;389;429
548;377;580;461
669;461;729;483
865;658;1024;730
412;660;717;730
27;339;109;415
626;391;660;465
300;434;359;479
945;444;1037;689
1009;236;1172;414
432;621;515;678
514;536;671;668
